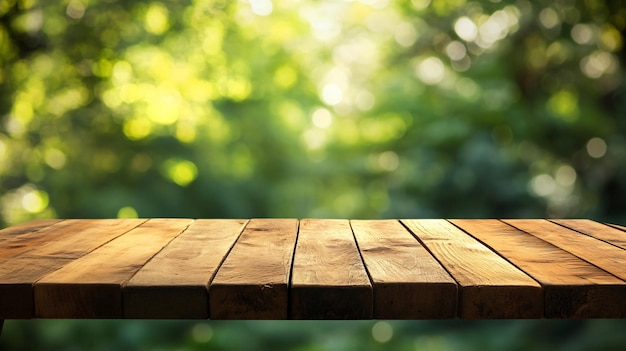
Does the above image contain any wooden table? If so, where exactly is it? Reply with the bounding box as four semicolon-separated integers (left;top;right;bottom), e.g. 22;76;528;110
1;218;626;331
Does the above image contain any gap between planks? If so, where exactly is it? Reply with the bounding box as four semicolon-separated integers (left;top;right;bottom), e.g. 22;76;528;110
351;220;457;319
209;219;299;319
402;219;543;319
0;219;147;319
550;219;626;251
34;219;192;318
5;218;625;320
123;219;249;319
504;219;626;283
450;219;626;318
289;219;372;319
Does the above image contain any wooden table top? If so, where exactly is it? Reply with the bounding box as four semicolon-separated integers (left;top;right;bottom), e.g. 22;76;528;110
1;218;625;320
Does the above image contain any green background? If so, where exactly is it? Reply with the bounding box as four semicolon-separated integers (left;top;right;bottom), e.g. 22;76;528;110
2;0;626;349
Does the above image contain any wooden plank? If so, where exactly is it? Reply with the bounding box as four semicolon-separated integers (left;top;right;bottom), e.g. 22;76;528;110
451;219;626;318
0;219;61;243
351;220;457;319
401;219;542;319
290;219;372;319
0;257;73;319
0;220;84;259
0;219;146;319
22;219;148;259
504;219;626;282
0;219;144;259
552;219;626;250
34;218;192;318
123;219;247;319
209;219;298;319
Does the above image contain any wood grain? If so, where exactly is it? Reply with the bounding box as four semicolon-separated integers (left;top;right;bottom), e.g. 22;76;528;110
0;219;60;243
551;219;626;250
209;219;298;319
505;219;626;282
22;219;147;259
451;219;626;318
402;219;542;319
34;219;192;318
2;218;626;320
607;223;626;232
290;219;372;319
0;257;72;318
351;220;456;319
0;220;91;259
0;219;146;319
124;219;247;319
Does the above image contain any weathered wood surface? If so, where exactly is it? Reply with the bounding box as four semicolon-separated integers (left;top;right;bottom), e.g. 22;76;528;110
34;219;191;318
0;218;625;320
290;219;372;319
351;220;456;319
402;219;543;319
551;219;626;250
452;219;626;318
0;219;146;318
124;219;247;319
505;220;626;282
0;219;61;244
209;219;298;319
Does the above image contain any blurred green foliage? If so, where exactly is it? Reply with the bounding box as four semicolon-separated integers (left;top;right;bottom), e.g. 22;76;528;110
2;0;626;225
2;0;626;349
4;319;626;351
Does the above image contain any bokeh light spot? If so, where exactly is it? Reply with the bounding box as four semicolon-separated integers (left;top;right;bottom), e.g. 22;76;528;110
192;323;213;343
146;87;182;125
555;165;577;187
249;0;273;16
600;25;622;51
113;61;133;83
321;84;343;106
571;23;594;45
274;65;297;89
163;159;198;187
145;3;170;35
446;41;467;61
66;0;85;20
22;189;49;213
117;206;138;219
124;118;154;140
547;90;578;122
586;138;607;158
379;151;399;172
395;22;417;47
539;7;560;29
530;174;556;197
454;17;477;42
44;148;67;170
415;57;445;85
312;108;333;129
372;321;393;343
580;51;618;79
